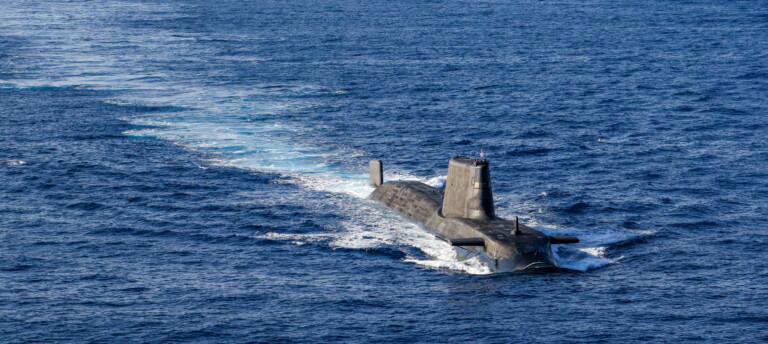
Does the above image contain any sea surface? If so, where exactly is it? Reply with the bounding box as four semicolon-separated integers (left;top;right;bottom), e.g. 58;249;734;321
1;0;767;342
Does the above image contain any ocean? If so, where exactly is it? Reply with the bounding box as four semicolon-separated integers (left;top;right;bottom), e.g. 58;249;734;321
1;0;767;342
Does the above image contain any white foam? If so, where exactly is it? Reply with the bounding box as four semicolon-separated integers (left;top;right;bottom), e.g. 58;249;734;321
553;245;622;272
425;175;447;189
404;256;492;275
259;232;333;246
544;226;645;271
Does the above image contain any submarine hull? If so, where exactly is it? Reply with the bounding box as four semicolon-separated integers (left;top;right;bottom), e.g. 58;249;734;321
370;181;559;272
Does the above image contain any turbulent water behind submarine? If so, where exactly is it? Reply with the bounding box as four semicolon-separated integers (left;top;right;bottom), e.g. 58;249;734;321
1;0;767;342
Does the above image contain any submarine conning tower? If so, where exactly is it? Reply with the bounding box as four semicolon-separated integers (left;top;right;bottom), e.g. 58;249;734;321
442;156;495;220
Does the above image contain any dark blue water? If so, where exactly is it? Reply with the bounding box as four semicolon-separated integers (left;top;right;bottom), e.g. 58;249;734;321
2;0;767;342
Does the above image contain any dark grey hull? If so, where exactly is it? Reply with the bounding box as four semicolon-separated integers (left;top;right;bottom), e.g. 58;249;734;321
370;181;561;273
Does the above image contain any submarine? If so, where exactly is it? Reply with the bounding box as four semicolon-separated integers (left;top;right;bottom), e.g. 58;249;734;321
368;156;579;272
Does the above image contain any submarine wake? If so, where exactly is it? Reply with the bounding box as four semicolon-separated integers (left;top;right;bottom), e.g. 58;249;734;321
6;83;622;274
127;114;623;273
0;0;625;274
